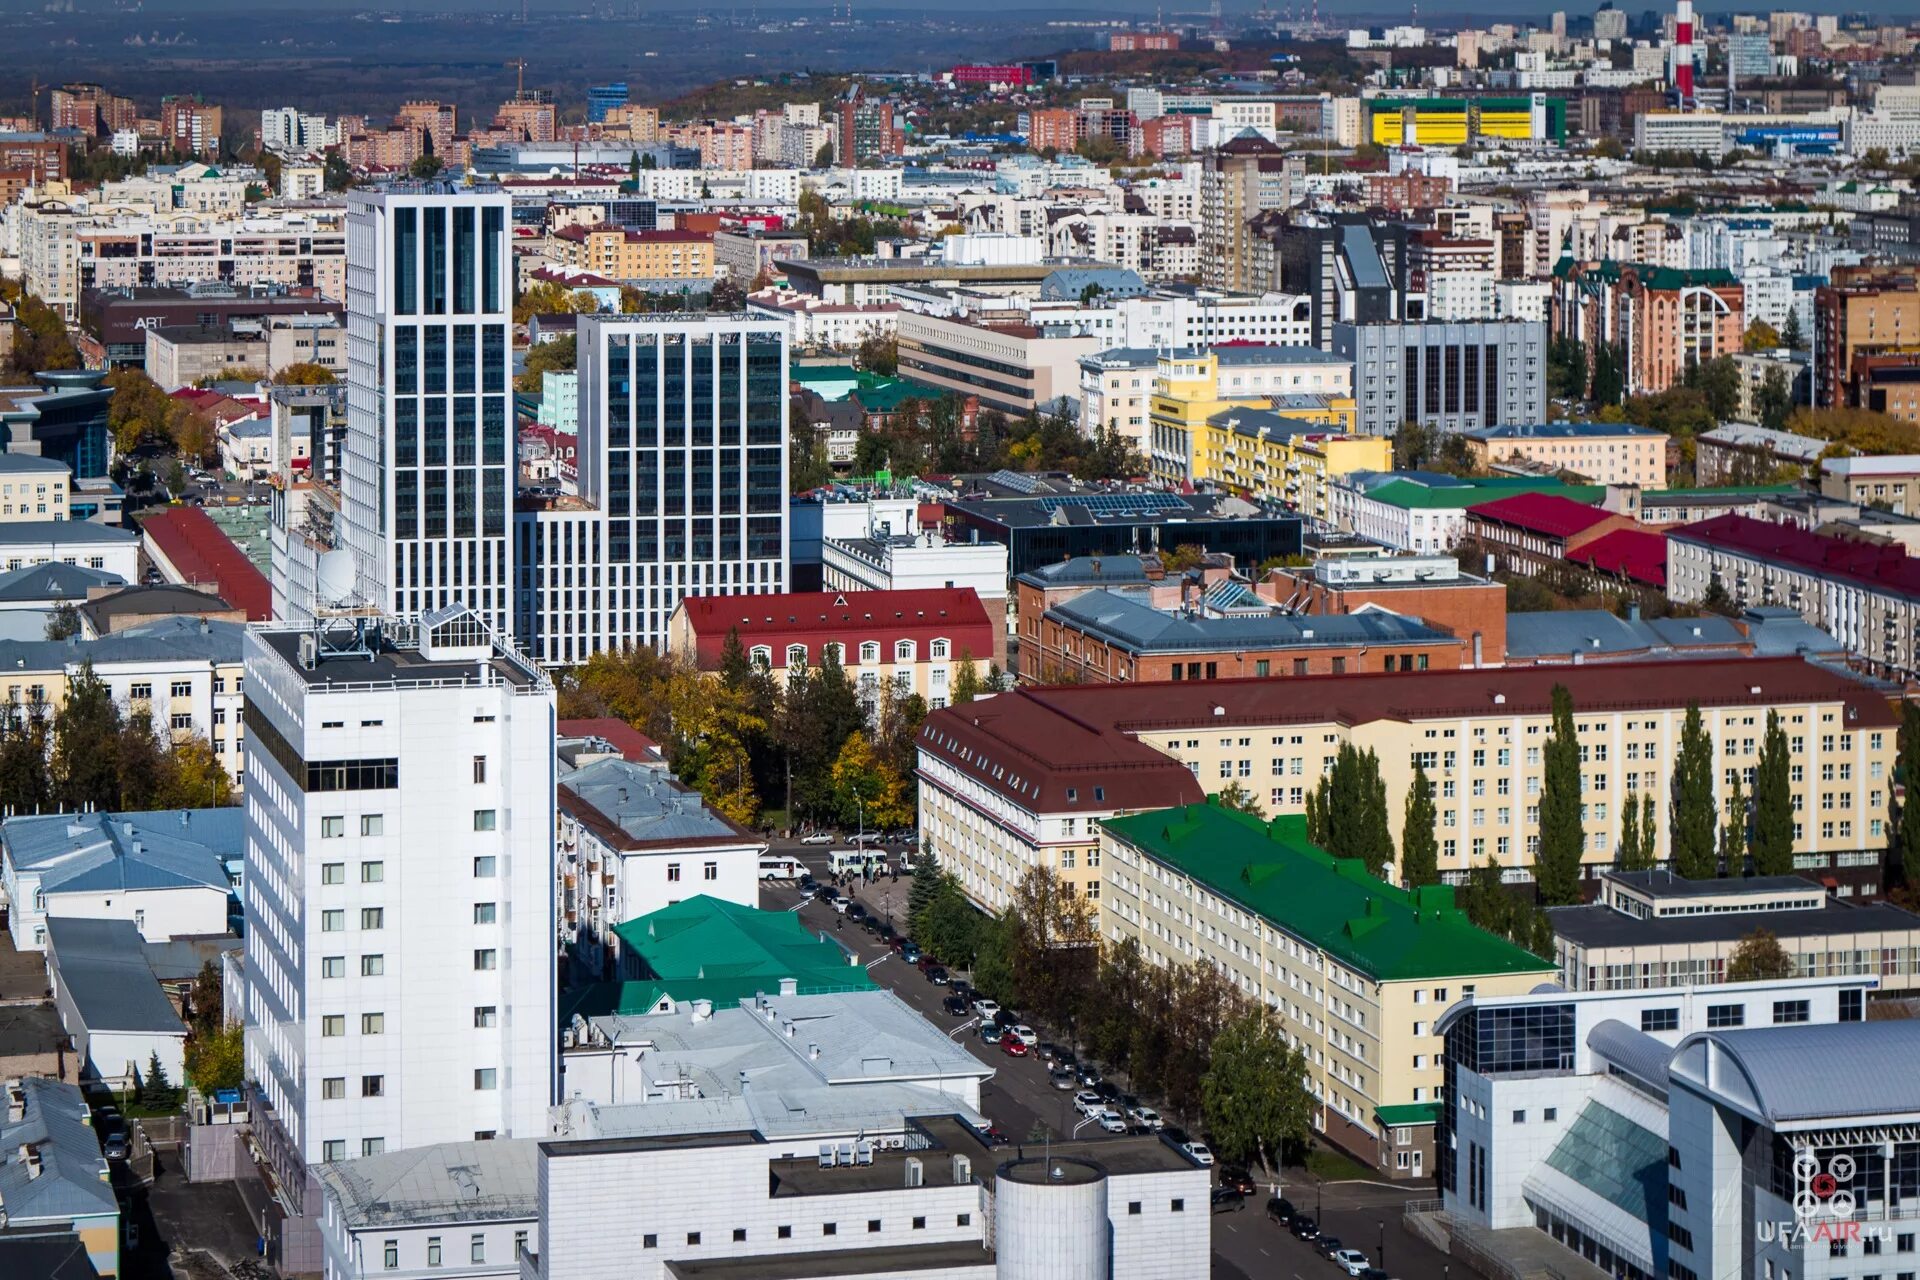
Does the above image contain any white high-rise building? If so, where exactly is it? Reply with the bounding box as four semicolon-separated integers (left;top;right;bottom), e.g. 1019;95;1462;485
240;605;555;1273
338;189;516;637
514;313;789;665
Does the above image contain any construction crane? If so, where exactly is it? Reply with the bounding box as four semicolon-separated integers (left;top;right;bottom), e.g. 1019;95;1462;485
507;58;529;98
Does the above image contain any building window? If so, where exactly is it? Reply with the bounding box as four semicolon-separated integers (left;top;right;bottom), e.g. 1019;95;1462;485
778;1226;792;1240
324;1140;346;1162
473;755;488;784
1641;1008;1679;1033
474;855;496;877
474;809;497;831
823;1224;837;1237
475;949;497;970
475;1068;497;1090
1171;1199;1185;1212
363;1137;385;1156
321;956;345;979
361;907;385;930
361;814;384;837
320;816;345;838
474;902;497;924
704;862;717;881
475;1006;497;1027
361;955;384;977
361;861;384;883
321;862;345;885
643;1235;657;1249
860;642;879;664
322;910;344;932
362;1013;384;1034
1707;1004;1744;1028
383;1241;398;1270
868;1220;882;1233
362;1075;384;1097
930;639;949;659
1773;999;1810;1024
471;1235;486;1264
322;1077;345;1100
427;1237;442;1266
322;1015;345;1037
667;864;682;882
894;640;914;662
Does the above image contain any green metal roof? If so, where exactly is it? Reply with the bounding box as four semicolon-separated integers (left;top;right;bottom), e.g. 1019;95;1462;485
790;364;942;413
1364;479;1604;511
1374;1102;1443;1128
1552;258;1739;290
1642;485;1797;500
609;894;878;996
1101;803;1554;984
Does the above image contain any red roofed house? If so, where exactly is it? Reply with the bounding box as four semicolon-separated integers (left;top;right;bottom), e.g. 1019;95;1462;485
1464;492;1642;578
557;718;668;769
666;587;995;711
1567;527;1669;590
139;506;272;621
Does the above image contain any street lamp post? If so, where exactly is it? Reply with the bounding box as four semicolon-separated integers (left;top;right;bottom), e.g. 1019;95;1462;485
1378;1219;1385;1270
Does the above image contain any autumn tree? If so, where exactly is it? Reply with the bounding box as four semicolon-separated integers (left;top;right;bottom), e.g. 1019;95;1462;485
1006;865;1098;1039
1201;1010;1312;1176
1726;927;1793;982
829;730;912;832
1671;703;1719;879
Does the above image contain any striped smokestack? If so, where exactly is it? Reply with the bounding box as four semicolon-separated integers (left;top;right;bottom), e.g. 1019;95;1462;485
1672;0;1697;104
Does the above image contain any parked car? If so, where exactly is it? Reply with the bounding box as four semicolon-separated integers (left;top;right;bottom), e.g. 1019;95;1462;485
943;994;970;1017
1289;1215;1322;1242
1094;1080;1123;1104
899;942;922;965
948;979;972;1003
1075;1062;1100;1088
999;1032;1029;1057
101;1130;130;1161
1361;1268;1393;1280
875;922;896;943
1129;1105;1164;1131
1048;1066;1076;1090
1096;1110;1128;1133
1218;1169;1257;1197
971;999;1001;1021
980;1124;1010;1147
916;954;939;974
828;895;850;914
1210;1188;1247;1213
1035;1042;1062;1067
1316;1236;1346;1261
926;966;949;985
852;831;884;846
978;1021;1004;1044
1005;1024;1037;1047
1267;1196;1296;1222
1332;1249;1372;1276
1179;1139;1214;1167
800;832;834;845
1073;1091;1106;1118
846;903;867;924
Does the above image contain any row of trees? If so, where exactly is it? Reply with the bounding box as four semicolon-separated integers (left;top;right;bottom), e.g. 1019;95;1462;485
796;394;1144;490
561;634;990;829
0;284;80;379
0;664;234;818
907;860;1311;1168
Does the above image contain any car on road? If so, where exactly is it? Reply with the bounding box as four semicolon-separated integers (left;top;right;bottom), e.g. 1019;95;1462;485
1048;1066;1076;1090
847;903;867;924
1361;1269;1393;1280
1129;1104;1164;1131
1005;1024;1037;1046
899;942;922;965
1217;1169;1257;1197
1267;1196;1296;1223
980;1124;1010;1147
971;999;1000;1021
1315;1236;1346;1261
851;831;884;846
1075;1062;1100;1088
1210;1188;1247;1213
799;832;834;845
1035;1042;1061;1066
998;1032;1029;1056
101;1129;130;1161
828;895;850;914
1179;1139;1214;1166
942;994;970;1017
948;979;972;1002
1289;1215;1322;1241
1093;1080;1123;1104
978;1021;1005;1044
1331;1249;1371;1276
1096;1110;1128;1133
926;966;949;985
1073;1091;1105;1118
875;922;896;943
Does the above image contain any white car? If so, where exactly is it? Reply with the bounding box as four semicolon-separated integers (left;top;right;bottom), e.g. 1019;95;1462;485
971;999;1001;1021
1332;1250;1371;1276
1096;1110;1127;1133
1073;1091;1105;1118
1181;1140;1214;1166
1007;1024;1037;1047
1130;1105;1165;1131
799;832;834;845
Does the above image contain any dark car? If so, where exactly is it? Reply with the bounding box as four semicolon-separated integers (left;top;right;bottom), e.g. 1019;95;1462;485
1218;1168;1257;1197
875;922;896;942
846;903;868;924
1035;1042;1062;1066
981;1124;1010;1147
1267;1196;1297;1223
1316;1235;1346;1261
948;979;972;1002
899;942;922;965
942;994;970;1016
1075;1062;1101;1088
1094;1080;1122;1103
1289;1215;1322;1241
1210;1188;1247;1213
916;953;940;974
926;965;949;985
1361;1269;1393;1280
101;1129;130;1161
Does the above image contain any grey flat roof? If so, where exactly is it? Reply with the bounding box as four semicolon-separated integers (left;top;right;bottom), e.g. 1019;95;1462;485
0;521;135;546
560;756;750;849
1047;587;1453;656
1609;870;1820;899
316;1139;538;1228
252;623;541;692
665;1241;995;1279
3;807;239;895
1550;898;1920;949
0;454;72;474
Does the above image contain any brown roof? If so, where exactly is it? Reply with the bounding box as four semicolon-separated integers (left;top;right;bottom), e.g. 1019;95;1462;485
918;656;1896;813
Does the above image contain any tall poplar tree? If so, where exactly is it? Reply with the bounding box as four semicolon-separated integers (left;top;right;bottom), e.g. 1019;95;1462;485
1401;763;1440;888
1536;685;1585;904
1671;703;1719;879
1751;710;1795;876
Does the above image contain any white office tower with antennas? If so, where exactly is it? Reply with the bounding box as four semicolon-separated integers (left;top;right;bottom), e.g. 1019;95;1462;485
336;187;516;636
239;601;555;1273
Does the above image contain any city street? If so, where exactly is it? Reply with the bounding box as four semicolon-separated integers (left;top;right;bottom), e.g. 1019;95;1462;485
759;845;1466;1280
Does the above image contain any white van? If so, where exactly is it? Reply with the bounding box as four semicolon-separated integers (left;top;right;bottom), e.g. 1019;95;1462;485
758;856;806;880
828;850;887;876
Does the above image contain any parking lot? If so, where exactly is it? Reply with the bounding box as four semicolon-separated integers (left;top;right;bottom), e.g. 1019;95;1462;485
759;840;1467;1280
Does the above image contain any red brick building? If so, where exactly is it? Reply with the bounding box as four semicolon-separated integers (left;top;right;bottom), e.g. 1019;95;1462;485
1109;31;1179;50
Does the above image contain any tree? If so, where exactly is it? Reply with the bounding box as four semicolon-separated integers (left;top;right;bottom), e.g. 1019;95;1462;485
1743;319;1782;352
1900;701;1920;893
323;150;353;192
517;333;578;393
1617;789;1642;871
1215;782;1262;814
184;1022;243;1093
1671;703;1719;879
828;730;912;831
141;1050;179;1110
1201;1010;1312;1176
1536;685;1585;905
1751;709;1794;876
408;153;445;180
51;661;122;812
856;332;898;377
1725;926;1793;982
188;959;225;1039
1400;763;1439;888
1682;356;1742;423
1639;792;1658;871
273;362;338;386
0;695;52;817
1393;419;1434;470
1754;365;1792;432
1005;866;1098;1037
1308;743;1394;871
1719;769;1748;876
43;603;79;641
1781;310;1805;351
951;650;982;704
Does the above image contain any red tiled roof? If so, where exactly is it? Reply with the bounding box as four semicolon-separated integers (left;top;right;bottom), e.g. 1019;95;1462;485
917;656;1897;814
139;507;272;621
557;717;664;764
1671;513;1920;601
676;588;995;670
1569;528;1669;587
1467;492;1615;540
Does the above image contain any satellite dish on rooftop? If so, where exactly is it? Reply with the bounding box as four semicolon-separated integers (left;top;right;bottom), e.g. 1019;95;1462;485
316;549;357;608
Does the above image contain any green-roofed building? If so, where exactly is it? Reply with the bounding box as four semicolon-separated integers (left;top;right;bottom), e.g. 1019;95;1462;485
564;895;876;1025
1335;471;1605;554
1100;800;1552;1178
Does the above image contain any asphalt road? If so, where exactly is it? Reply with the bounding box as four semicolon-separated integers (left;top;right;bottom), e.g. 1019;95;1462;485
758;843;1469;1280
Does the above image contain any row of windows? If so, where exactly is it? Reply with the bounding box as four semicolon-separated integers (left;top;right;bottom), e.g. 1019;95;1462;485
636;1213;981;1250
757;638;957;667
376;1232;523;1270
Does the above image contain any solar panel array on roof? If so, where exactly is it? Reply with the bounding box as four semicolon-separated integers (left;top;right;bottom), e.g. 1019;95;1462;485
1036;492;1189;516
988;469;1044;495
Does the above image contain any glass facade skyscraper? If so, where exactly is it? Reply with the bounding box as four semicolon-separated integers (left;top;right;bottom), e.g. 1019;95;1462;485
341;189;515;635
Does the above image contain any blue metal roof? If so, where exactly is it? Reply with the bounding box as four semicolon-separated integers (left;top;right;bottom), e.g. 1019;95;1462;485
45;917;189;1037
1047;587;1455;655
0;562;123;605
0;1076;117;1225
0;615;245;670
3;807;240;896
